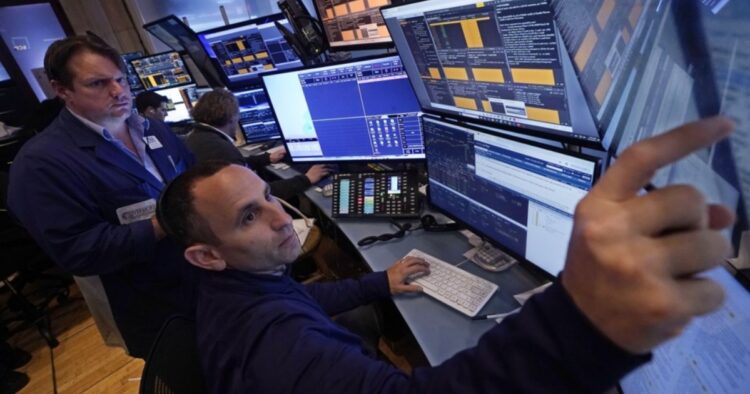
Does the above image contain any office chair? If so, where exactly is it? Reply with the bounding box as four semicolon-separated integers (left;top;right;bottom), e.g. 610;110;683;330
140;316;208;394
0;142;72;349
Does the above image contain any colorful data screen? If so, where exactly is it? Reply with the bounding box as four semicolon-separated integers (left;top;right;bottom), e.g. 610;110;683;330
197;14;303;86
314;0;405;49
381;0;600;144
130;51;194;91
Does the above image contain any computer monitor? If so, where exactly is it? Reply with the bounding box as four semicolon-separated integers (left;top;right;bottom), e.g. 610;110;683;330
312;0;405;50
196;13;303;87
142;15;225;87
619;266;750;393
232;86;282;144
154;84;195;123
130;51;194;91
121;51;145;94
262;55;425;162
550;0;748;239
183;86;213;110
380;0;600;145
423;115;598;277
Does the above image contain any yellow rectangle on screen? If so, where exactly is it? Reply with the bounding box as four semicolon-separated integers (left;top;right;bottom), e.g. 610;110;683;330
510;68;555;85
595;70;612;104
482;100;492;112
574;27;597;70
526;107;560;124
444;67;469;80
597;0;615;29
472;68;504;83
429;67;441;79
454;97;478;110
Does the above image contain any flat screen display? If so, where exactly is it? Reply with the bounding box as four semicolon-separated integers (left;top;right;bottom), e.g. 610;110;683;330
263;55;425;162
196;13;303;87
130;51;194;91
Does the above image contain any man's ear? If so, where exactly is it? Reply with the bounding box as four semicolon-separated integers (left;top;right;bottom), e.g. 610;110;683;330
184;244;227;271
50;80;69;100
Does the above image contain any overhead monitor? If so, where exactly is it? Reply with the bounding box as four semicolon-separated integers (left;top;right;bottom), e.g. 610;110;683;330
154;84;195;123
550;0;748;242
262;55;425;162
381;0;600;145
130;51;194;91
231;86;282;144
423;115;598;277
312;0;405;50
142;15;225;87
183;85;213;109
196;13;303;87
121;51;144;94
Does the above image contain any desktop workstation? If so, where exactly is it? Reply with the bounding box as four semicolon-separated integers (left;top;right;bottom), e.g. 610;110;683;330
255;0;750;392
1;0;748;392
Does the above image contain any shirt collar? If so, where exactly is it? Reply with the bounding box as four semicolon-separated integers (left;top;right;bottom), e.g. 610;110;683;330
196;122;235;143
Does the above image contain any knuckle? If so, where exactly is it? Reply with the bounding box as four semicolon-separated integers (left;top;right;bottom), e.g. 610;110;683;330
673;185;705;208
621;143;656;166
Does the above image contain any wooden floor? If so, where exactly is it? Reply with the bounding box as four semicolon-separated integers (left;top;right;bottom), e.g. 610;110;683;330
6;286;144;394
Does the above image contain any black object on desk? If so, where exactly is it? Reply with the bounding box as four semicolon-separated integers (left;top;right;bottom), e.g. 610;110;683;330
331;171;420;218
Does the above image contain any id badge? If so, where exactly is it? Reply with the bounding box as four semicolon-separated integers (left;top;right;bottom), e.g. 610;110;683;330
116;199;156;224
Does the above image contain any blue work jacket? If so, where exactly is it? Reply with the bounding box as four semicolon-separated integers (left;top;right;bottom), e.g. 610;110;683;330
7;108;197;357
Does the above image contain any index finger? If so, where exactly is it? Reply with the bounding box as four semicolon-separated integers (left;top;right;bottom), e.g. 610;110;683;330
592;117;733;201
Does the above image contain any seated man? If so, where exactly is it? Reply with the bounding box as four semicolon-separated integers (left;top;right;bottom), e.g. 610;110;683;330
158;117;735;393
185;88;330;200
135;91;169;123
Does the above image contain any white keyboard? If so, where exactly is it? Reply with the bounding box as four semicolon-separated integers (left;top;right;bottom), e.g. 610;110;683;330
405;249;498;317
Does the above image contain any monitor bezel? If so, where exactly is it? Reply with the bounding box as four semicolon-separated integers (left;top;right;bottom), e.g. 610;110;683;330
228;83;283;145
261;53;427;164
379;0;605;149
421;113;601;279
128;50;196;91
142;14;226;88
310;0;398;52
195;13;300;88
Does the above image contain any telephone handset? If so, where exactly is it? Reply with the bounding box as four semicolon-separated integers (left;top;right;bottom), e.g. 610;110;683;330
332;172;420;218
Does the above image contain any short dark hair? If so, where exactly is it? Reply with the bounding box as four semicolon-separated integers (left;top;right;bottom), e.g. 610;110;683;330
157;161;234;246
135;91;168;113
44;35;126;88
191;88;238;128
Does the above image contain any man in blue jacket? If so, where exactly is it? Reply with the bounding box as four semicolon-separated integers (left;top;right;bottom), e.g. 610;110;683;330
157;117;735;393
7;36;196;358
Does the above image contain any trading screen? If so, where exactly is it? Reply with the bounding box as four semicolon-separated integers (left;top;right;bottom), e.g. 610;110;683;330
382;0;600;143
121;51;144;94
130;52;193;90
263;55;425;162
314;0;396;48
424;115;597;276
197;16;302;86
232;87;281;144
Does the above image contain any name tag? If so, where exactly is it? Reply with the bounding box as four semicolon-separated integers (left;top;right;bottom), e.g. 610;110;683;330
116;199;156;225
144;136;163;150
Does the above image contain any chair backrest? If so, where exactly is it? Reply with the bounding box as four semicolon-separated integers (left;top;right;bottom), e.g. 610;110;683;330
140;316;208;394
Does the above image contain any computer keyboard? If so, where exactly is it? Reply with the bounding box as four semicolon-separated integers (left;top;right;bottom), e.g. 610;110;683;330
405;249;498;317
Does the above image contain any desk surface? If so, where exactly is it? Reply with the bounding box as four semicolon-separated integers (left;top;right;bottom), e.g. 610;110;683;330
268;165;547;365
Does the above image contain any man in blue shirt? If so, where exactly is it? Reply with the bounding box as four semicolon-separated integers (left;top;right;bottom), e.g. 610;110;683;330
157;116;735;393
8;36;196;358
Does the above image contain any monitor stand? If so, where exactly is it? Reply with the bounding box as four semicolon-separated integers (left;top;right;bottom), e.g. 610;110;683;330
466;241;517;272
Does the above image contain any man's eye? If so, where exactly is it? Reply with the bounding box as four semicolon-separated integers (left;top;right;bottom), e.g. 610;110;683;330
243;212;256;223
